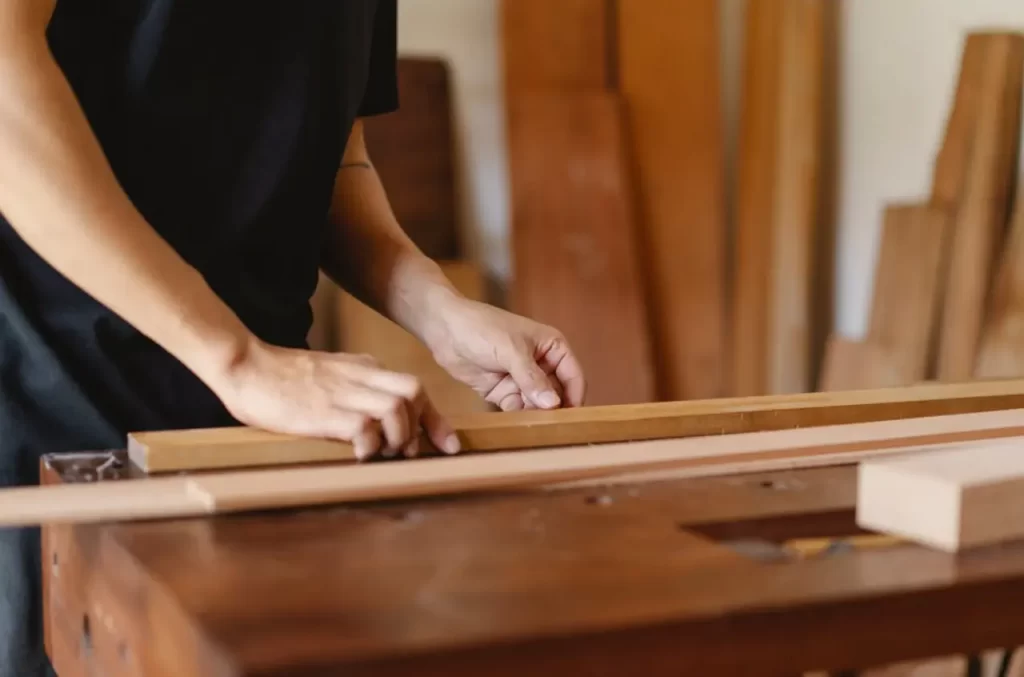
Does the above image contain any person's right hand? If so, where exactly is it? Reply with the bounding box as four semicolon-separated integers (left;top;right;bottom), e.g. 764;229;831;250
210;339;459;461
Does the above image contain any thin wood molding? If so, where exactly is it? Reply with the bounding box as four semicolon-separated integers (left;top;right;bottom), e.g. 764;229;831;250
130;379;1024;473
17;408;1024;529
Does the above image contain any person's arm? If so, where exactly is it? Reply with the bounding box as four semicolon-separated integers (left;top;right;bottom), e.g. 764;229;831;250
0;0;250;386
321;120;463;349
0;1;449;459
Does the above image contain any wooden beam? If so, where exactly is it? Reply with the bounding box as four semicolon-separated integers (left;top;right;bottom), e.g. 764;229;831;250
128;379;1024;473
20;409;1024;529
857;439;1024;552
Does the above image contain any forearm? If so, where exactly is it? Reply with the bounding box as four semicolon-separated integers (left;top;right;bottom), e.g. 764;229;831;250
322;126;460;345
0;18;253;389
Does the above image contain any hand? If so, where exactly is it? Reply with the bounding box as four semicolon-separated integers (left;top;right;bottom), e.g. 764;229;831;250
424;296;586;411
211;340;459;461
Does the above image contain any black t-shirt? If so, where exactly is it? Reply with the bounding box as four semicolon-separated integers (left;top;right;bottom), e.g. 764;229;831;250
0;1;398;475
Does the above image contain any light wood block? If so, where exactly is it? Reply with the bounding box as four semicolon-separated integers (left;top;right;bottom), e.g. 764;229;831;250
857;439;1024;551
976;182;1024;378
128;379;1024;473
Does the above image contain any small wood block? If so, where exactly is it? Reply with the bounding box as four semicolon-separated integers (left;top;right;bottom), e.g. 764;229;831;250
128;427;356;473
857;440;1024;552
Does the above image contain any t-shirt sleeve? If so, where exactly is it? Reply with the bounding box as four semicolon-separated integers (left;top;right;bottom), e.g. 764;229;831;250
358;0;399;117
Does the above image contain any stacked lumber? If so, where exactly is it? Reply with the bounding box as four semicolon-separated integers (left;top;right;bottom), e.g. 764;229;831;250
308;57;494;415
820;33;1024;392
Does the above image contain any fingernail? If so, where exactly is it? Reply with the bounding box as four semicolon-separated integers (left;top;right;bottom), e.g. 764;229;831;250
443;434;461;455
537;391;560;408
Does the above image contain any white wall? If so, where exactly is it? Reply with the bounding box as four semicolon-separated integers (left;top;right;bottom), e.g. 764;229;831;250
396;0;1024;336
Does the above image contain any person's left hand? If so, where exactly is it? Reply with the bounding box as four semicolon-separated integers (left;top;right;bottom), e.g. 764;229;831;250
423;295;586;412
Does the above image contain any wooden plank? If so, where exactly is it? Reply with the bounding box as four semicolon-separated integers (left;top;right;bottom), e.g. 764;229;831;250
617;0;727;401
733;0;833;396
506;90;657;406
936;34;1024;381
857;439;1024;552
818;335;875;391
337;261;493;416
19;410;1024;528
768;0;829;395
976;186;1024;378
363;58;461;259
865;204;950;385
501;0;613;91
732;0;783;397
128;379;1024;473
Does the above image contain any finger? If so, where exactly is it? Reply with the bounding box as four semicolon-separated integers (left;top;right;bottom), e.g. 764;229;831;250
538;340;586;408
340;364;425;452
332;385;413;453
507;348;561;410
326;412;384;461
421;398;460;455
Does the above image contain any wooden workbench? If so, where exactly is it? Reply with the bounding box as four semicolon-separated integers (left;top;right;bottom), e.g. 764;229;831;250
40;447;1024;677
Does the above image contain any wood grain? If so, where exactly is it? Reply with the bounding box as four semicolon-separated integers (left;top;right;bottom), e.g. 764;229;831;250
502;0;613;91
506;90;656;405
976;185;1024;378
617;0;727;401
936;34;1024;381
857;439;1024;552
337;261;492;416
129;378;1024;473
362;57;461;259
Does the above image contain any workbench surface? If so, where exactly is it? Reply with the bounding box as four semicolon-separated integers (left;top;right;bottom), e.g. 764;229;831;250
40;450;1024;676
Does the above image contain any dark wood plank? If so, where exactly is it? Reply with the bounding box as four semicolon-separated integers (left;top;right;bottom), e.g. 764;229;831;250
506;90;656;405
362;57;460;259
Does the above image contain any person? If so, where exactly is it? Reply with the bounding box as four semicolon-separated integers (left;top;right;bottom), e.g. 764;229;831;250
0;1;586;675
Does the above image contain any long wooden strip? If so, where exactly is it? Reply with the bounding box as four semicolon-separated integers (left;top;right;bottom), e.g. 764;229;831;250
975;183;1024;378
501;0;613;91
936;34;1024;380
20;410;1024;528
617;0;726;401
857;439;1024;552
128;379;1024;473
506;90;656;406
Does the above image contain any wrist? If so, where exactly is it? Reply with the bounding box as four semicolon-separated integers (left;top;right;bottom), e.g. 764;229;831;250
392;256;465;349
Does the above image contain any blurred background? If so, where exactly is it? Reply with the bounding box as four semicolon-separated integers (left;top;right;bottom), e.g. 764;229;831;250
310;0;1024;415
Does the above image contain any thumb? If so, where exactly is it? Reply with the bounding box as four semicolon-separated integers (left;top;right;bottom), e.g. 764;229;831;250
507;349;561;410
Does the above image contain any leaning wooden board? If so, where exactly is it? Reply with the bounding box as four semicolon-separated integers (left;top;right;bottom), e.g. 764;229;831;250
617;0;727;401
505;90;657;406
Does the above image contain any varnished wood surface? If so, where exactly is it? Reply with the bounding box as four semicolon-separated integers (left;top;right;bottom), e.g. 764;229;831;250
43;453;1024;677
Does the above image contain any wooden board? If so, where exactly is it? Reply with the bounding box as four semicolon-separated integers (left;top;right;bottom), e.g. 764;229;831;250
976;186;1024;378
732;0;783;397
20;408;1024;528
506;90;657;406
337;261;492;416
733;0;833;396
617;0;727;401
128;379;1024;473
857;439;1024;552
501;0;613;91
936;34;1024;381
864;204;949;385
362;57;461;260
